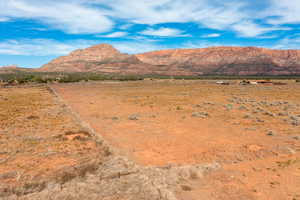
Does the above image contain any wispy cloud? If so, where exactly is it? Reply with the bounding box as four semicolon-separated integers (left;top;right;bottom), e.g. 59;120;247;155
0;38;165;56
140;27;189;37
0;0;113;34
91;0;294;38
201;33;221;38
0;39;98;56
266;0;300;25
0;0;297;37
232;21;291;37
0;17;9;22
102;0;248;29
271;36;300;49
257;34;279;39
119;24;134;30
97;32;128;38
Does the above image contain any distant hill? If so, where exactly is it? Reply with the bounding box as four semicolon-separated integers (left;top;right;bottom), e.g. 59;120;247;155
136;46;300;75
39;44;156;75
28;44;300;76
0;65;35;74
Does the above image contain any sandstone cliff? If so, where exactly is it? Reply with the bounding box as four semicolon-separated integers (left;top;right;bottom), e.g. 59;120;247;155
40;44;300;75
136;47;300;75
40;44;152;74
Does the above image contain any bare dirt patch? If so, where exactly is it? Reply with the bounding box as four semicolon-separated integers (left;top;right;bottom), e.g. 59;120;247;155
0;86;107;197
0;85;219;200
52;80;300;200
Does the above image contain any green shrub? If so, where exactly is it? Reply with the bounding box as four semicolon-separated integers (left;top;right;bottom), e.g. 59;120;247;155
32;76;49;83
1;72;300;84
117;75;143;81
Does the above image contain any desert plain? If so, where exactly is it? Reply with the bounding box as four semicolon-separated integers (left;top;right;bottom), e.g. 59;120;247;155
0;80;300;200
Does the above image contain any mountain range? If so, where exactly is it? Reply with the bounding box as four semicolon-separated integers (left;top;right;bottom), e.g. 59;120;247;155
2;44;300;75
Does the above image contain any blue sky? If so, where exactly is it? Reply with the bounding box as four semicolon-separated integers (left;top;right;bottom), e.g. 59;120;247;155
1;0;300;68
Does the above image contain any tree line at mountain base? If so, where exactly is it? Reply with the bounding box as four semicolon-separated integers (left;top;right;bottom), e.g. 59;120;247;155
0;72;300;85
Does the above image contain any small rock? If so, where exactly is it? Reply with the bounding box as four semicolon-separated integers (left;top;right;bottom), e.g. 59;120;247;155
40;151;58;157
291;120;299;126
181;185;193;191
243;114;252;119
264;112;275;117
292;135;300;140
128;114;139;120
111;117;119;121
176;106;182;110
286;147;296;154
277;112;288;116
290;116;299;121
256;118;264;123
203;102;215;106
27;115;40;120
245;128;256;131
192;112;209;118
267;131;276;136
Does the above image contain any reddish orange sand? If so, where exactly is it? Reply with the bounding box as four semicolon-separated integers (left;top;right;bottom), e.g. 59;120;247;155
53;80;300;200
0;87;105;192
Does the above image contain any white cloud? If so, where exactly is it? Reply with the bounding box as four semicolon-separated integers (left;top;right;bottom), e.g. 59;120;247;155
271;37;300;50
0;0;299;40
0;0;113;34
257;35;279;39
0;38;165;56
140;27;188;37
232;21;291;37
94;0;288;37
0;39;98;56
119;24;134;30
266;0;300;25
97;32;128;38
0;17;9;22
201;33;221;38
101;0;248;30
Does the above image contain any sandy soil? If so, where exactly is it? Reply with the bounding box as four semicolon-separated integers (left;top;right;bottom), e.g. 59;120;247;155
0;86;107;197
52;80;300;200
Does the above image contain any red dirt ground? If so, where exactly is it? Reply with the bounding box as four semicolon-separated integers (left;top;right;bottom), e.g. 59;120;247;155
52;80;300;200
0;86;106;196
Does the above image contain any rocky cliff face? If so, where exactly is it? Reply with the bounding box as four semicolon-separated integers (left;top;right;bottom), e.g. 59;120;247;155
136;47;300;75
40;44;300;75
40;44;149;74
